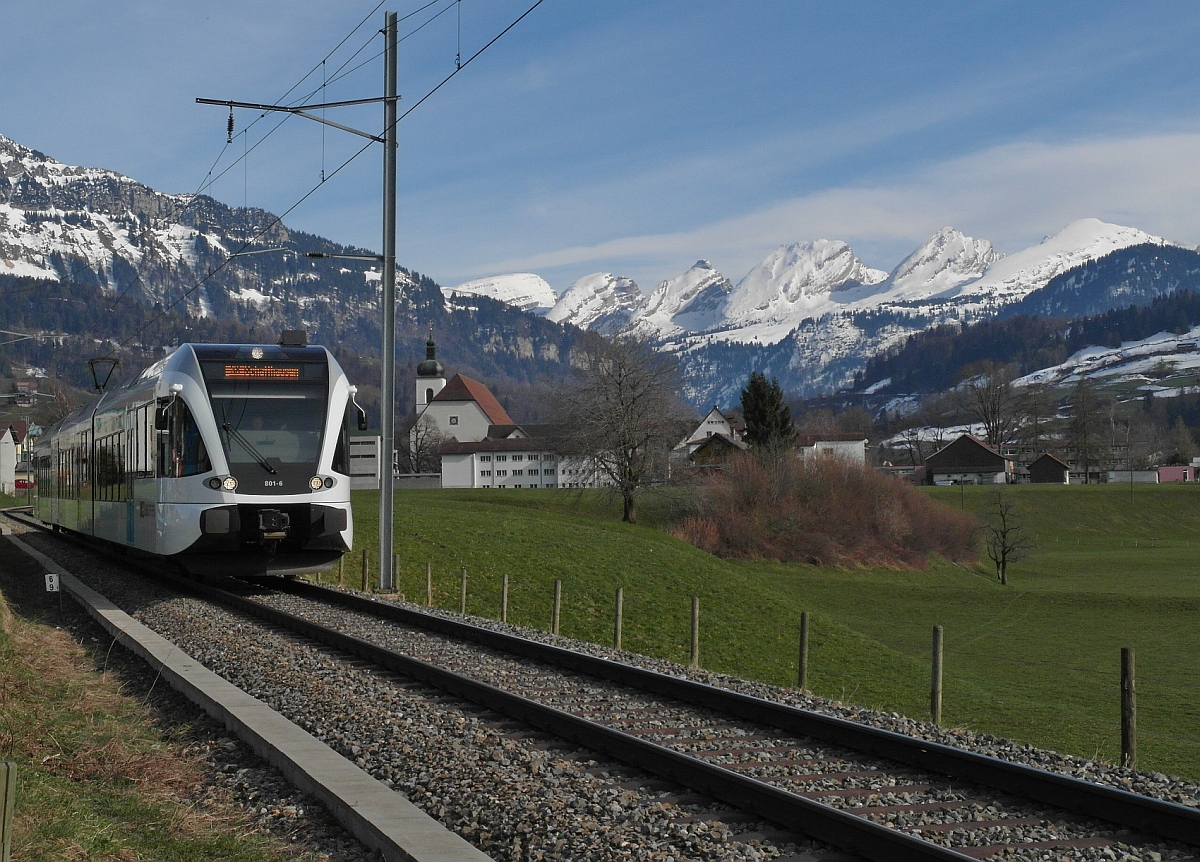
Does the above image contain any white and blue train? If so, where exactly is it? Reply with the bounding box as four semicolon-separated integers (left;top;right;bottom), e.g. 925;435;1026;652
33;334;366;576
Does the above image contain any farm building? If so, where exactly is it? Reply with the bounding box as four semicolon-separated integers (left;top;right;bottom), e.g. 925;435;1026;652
1027;453;1070;484
924;435;1013;485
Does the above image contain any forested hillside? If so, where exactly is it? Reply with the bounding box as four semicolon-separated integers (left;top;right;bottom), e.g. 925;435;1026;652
0;271;591;426
855;289;1200;394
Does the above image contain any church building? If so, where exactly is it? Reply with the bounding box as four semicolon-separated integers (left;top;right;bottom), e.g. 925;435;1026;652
413;335;610;490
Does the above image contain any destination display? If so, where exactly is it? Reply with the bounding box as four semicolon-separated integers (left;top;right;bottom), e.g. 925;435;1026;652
224;364;302;380
200;360;327;382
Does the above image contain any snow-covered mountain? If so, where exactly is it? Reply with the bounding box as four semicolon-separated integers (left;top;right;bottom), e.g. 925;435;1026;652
871;226;1001;303
667;219;1178;403
948;219;1166;307
0;132;388;322
443;272;557;313
545;272;643;334
715;240;887;343
633;260;733;338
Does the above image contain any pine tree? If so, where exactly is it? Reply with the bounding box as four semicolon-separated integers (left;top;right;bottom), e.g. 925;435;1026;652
740;371;796;450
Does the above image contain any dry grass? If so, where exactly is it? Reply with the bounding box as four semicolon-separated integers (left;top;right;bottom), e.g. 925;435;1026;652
673;454;978;568
0;581;300;861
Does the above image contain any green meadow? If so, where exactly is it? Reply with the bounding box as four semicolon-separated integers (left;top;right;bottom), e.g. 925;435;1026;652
342;484;1200;780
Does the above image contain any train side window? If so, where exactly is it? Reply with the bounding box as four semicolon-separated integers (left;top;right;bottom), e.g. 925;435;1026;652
332;405;351;475
159;399;211;478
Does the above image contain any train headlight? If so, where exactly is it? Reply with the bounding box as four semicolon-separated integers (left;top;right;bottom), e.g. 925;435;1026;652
221;476;238;492
206;477;221;490
323;477;335;488
309;476;324;491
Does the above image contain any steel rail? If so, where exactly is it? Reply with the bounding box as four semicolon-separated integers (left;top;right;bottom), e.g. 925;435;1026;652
272;578;1200;847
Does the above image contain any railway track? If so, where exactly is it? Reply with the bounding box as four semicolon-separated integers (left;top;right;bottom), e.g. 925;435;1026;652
8;511;1200;861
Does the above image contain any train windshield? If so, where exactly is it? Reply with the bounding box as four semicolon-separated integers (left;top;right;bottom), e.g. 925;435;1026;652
212;391;326;468
201;360;329;469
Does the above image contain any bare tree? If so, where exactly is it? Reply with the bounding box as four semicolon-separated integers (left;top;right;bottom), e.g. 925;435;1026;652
564;334;688;523
1015;382;1056;456
958;362;1019;446
984;490;1035;585
398;413;447;473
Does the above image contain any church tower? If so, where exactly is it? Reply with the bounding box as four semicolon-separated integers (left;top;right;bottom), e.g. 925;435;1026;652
415;325;446;412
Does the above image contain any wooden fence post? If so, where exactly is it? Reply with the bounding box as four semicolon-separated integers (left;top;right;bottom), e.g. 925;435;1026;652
361;549;369;592
1121;647;1137;769
0;760;15;862
460;568;468;615
931;625;944;725
689;596;700;668
501;574;509;624
425;561;433;607
337;556;344;586
798;611;810;691
614;587;624;650
552;579;562;635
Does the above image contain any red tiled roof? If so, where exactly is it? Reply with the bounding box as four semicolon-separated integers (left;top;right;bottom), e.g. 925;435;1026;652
431;374;514;425
0;420;28;443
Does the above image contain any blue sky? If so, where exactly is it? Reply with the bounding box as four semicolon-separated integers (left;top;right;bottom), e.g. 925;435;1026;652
5;1;1200;294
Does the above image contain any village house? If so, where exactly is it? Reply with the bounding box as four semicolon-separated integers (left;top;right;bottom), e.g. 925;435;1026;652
669;407;747;473
796;433;868;464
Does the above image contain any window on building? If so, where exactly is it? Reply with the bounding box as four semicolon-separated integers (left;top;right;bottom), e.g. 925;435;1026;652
543;468;554;475
481;470;492;477
497;469;507;476
449;416;459;425
425;387;433;404
513;469;523;476
512;454;523;461
528;453;540;461
480;455;492;462
496;454;507;461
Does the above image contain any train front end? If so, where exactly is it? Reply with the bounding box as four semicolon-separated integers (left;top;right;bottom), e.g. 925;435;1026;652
161;342;356;576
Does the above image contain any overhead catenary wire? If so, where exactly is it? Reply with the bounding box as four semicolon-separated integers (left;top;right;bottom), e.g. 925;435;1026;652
118;0;547;349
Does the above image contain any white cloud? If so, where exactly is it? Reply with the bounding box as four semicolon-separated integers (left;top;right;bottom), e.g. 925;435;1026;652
470;132;1200;287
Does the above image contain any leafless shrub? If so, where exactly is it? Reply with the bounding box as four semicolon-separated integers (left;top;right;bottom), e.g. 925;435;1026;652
672;454;978;568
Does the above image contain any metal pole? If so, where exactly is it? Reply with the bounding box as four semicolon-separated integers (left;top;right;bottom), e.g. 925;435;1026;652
501;573;509;623
378;10;398;592
552;579;561;635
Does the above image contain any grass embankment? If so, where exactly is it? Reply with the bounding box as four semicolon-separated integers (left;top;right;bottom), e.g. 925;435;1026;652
341;484;1200;780
0;540;316;862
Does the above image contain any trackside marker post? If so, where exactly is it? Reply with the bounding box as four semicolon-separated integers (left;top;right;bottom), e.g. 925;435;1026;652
46;571;61;614
501;574;509;623
552;580;562;636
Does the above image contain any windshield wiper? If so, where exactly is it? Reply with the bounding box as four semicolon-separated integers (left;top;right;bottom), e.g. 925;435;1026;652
221;422;278;474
